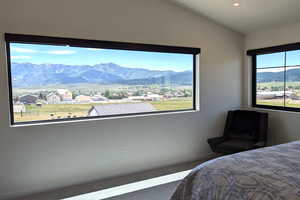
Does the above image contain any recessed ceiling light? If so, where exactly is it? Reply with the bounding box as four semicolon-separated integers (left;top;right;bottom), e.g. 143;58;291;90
233;2;240;7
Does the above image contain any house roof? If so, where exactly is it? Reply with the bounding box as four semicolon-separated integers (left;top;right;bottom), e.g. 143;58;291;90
46;92;59;98
89;103;156;116
19;94;38;99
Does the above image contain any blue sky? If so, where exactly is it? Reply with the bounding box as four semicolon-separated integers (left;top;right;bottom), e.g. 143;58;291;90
10;43;193;72
257;50;300;69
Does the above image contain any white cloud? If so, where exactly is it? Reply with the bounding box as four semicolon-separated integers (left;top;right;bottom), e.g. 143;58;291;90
11;56;31;59
258;68;284;72
258;66;300;73
11;47;37;53
47;50;76;55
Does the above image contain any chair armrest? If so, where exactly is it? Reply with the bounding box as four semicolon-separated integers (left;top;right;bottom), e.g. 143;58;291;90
207;136;226;146
254;141;267;148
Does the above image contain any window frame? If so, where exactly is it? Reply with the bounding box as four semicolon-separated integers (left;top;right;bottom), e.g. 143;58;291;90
5;33;201;126
247;42;300;112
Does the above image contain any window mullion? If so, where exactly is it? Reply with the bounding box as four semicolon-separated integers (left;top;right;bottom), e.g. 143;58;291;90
284;51;287;108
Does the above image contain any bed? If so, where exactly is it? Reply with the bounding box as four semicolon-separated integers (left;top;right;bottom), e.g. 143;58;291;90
171;141;300;200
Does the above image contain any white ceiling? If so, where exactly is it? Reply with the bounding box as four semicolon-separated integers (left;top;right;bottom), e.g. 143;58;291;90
170;0;300;34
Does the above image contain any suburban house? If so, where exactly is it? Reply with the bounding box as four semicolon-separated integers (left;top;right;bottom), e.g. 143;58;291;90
19;94;38;104
88;103;156;116
13;104;26;113
128;94;163;101
57;89;72;101
75;95;92;103
46;93;62;104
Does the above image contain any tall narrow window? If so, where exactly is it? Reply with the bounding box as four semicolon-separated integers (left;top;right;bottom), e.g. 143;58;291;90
5;33;200;126
248;43;300;112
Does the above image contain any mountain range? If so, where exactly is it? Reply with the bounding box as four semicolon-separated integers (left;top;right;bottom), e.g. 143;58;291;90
257;68;300;82
11;62;193;87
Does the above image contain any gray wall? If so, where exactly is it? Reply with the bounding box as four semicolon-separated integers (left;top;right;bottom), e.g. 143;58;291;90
0;0;244;199
245;22;300;145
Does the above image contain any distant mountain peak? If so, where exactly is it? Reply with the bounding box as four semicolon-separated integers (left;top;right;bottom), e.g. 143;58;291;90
257;68;300;82
11;62;192;87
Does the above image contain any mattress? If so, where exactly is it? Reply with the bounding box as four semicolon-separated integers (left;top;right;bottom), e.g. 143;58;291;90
171;141;300;200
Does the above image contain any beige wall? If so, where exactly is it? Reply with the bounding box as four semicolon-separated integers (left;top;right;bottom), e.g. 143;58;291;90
0;0;243;199
245;22;300;145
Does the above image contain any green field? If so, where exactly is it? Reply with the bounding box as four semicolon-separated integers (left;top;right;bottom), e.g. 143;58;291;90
14;99;193;122
257;99;300;108
150;99;192;111
257;82;300;88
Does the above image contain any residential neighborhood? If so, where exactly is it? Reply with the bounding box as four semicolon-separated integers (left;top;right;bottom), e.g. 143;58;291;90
13;86;193;121
257;91;298;100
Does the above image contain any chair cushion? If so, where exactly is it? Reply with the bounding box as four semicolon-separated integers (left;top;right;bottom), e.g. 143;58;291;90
217;139;256;152
229;131;256;140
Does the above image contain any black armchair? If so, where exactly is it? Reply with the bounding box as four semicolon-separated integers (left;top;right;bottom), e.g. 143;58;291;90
207;110;268;154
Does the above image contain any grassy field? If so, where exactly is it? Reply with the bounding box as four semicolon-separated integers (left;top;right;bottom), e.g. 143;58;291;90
150;99;192;111
14;99;193;122
257;100;284;107
257;99;300;108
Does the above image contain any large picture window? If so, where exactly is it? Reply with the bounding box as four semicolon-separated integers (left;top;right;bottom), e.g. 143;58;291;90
5;33;200;125
247;43;300;112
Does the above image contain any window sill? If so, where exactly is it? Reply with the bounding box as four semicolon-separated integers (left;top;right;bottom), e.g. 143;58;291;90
250;105;300;115
11;109;200;128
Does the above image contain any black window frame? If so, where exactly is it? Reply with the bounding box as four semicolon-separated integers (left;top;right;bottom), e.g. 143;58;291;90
247;42;300;112
5;33;201;126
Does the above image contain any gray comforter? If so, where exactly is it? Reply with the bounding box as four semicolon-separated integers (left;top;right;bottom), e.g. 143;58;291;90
171;141;300;200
